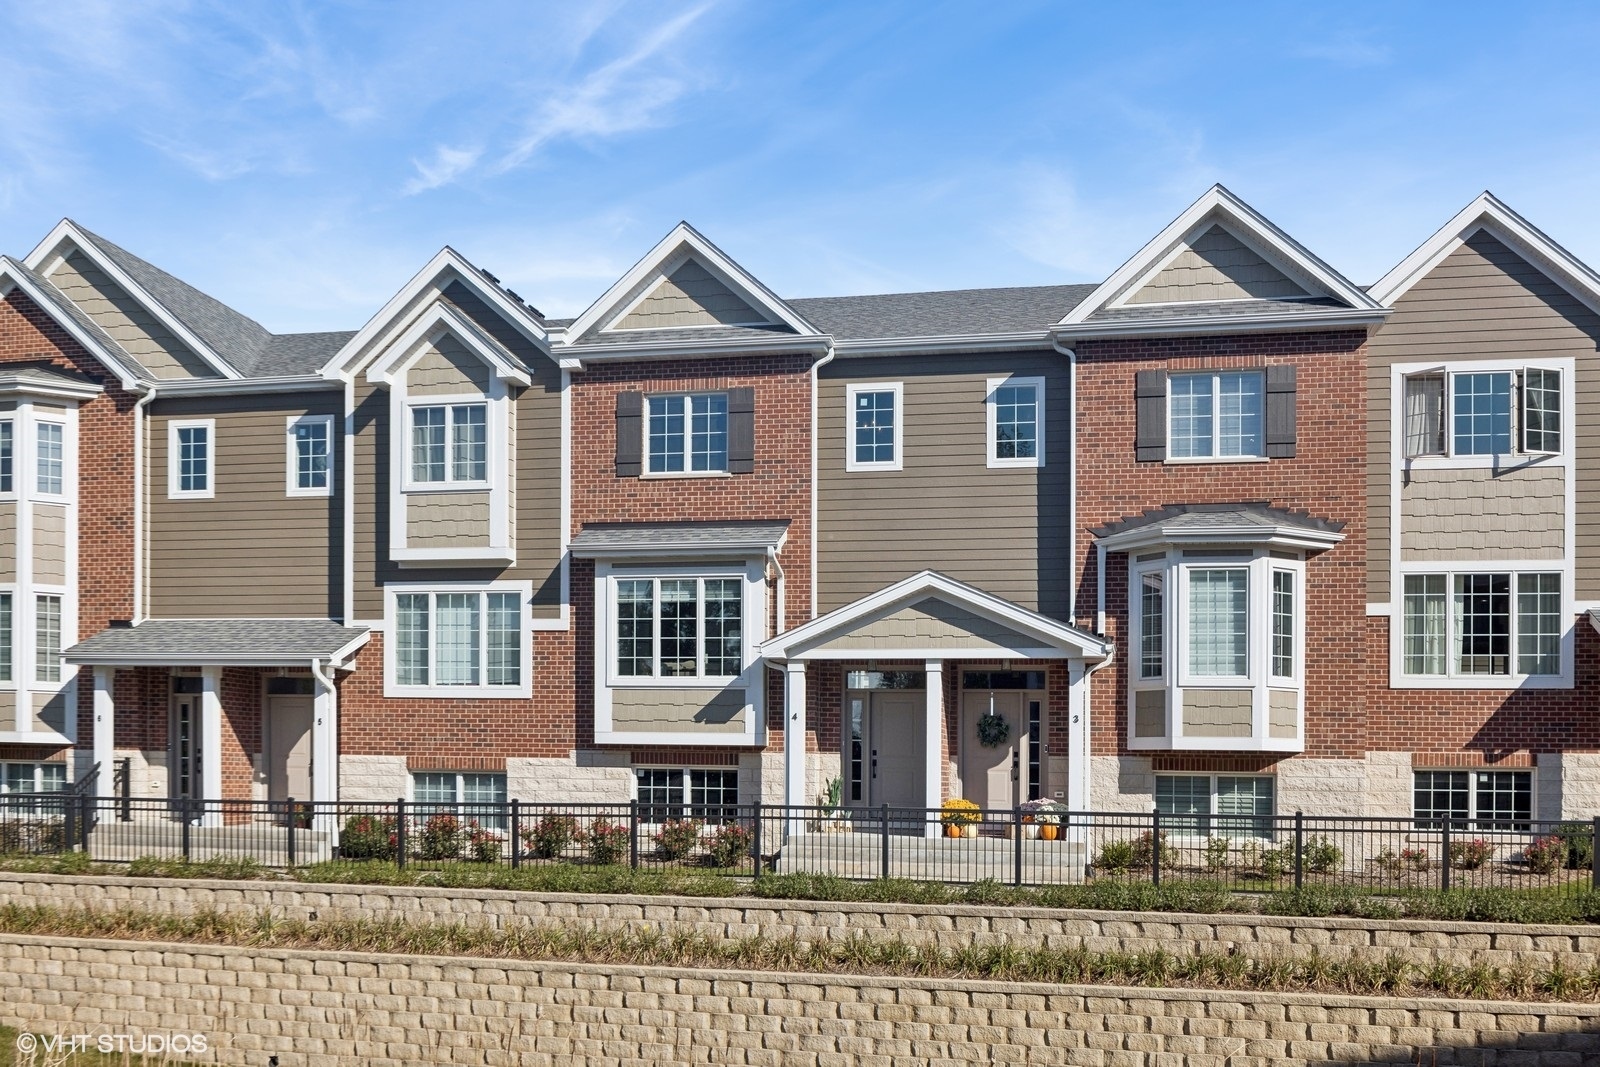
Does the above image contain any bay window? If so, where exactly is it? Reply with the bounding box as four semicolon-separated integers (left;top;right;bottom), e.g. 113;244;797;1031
1400;571;1562;681
387;585;528;696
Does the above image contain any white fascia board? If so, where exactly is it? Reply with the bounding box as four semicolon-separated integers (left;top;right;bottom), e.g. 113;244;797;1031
563;221;821;341
366;301;532;388
323;247;550;380
1368;192;1600;315
571;542;781;562
1059;184;1383;325
1094;524;1346;554
24;220;242;380
0;373;104;402
151;374;335;398
760;569;1109;661
831;332;1052;357
0;259;147;393
557;334;830;369
1051;309;1388;341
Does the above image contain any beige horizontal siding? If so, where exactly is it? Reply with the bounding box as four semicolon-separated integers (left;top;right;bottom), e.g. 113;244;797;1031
0;505;16;584
48;250;215;380
149;394;342;619
405;493;491;548
617;260;761;329
817;351;1071;616
1367;230;1600;600
812;597;1033;653
407;335;491;396
1268;690;1297;739
1126;226;1306;304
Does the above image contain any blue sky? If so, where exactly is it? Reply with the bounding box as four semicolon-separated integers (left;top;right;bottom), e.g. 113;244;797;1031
3;0;1599;332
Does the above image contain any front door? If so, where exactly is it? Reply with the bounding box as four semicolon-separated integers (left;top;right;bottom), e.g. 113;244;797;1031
169;677;203;809
960;691;1027;812
267;695;314;805
868;691;925;811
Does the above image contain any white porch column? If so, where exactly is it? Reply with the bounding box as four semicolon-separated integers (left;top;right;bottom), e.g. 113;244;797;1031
783;660;808;840
92;667;115;792
1065;661;1091;856
310;660;339;836
924;660;944;839
199;666;223;827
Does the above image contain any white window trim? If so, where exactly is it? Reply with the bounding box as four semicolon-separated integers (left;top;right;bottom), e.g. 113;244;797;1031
403;398;492;491
604;566;750;688
32;418;66;499
1410;767;1537;825
167;418;215;500
1394;358;1573;470
845;382;903;472
1127;549;1305;752
31;588;64;687
0;761;68;794
632;766;741;824
642;391;730;478
382;581;533;699
285;414;335;498
1165;369;1267;464
1391;565;1572;689
986;375;1045;469
1154;772;1277;841
0;418;15;500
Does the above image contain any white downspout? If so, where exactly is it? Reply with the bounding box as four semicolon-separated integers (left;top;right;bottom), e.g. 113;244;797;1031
809;343;836;618
767;545;785;635
130;387;154;622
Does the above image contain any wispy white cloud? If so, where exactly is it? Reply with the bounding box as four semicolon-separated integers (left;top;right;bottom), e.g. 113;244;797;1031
403;145;484;195
1295;34;1392;67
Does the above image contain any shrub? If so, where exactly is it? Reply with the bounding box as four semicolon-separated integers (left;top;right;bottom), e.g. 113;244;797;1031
1400;847;1430;872
654;818;702;861
707;823;755;868
1095;839;1136;874
1449;838;1494;870
466;823;502;864
940;798;981;828
0;821;24;855
522;814;578;860
1555;822;1595;871
417;813;463;861
1303;835;1343;875
1241;841;1290;880
584;819;631;865
1203;836;1232;871
1523;836;1566;875
339;814;396;861
1132;830;1176;870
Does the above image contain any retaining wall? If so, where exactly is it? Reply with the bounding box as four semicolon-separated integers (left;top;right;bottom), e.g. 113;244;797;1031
1;873;1598;970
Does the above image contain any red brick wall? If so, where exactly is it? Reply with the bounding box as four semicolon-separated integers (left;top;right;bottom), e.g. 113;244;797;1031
1072;330;1370;765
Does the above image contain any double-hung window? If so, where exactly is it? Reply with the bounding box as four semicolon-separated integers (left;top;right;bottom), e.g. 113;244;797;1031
614;574;744;680
167;419;213;499
287;415;334;496
410;403;487;485
1413;769;1531;830
987;377;1043;468
1402;367;1563;459
35;422;63;495
1168;371;1264;460
34;594;61;684
1400;571;1561;680
1138;573;1165;680
390;586;525;694
845;383;901;471
647;393;727;474
0;421;14;494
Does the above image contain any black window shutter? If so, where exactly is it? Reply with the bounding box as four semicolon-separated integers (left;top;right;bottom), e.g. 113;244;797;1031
615;391;643;476
1134;370;1167;462
727;386;755;474
1265;365;1297;458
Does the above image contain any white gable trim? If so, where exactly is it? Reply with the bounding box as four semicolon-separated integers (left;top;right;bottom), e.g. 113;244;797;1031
562;222;819;342
0;258;146;392
600;246;778;332
1367;192;1600;316
24;220;241;380
322;247;550;381
759;569;1109;662
365;301;532;388
1058;185;1382;326
1105;219;1319;309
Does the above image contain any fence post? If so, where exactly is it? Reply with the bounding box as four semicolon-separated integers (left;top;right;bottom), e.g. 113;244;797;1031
509;800;521;869
395;799;407;870
286;798;297;868
880;805;890;881
1150;808;1161;888
79;794;91;851
752;803;763;879
1293;811;1304;891
1013;806;1024;888
1591;815;1600;892
629;800;640;870
119;757;132;822
181;799;192;864
64;795;76;855
1440;819;1452;893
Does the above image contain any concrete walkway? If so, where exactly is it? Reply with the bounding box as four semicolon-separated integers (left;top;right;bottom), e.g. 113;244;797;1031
775;830;1088;883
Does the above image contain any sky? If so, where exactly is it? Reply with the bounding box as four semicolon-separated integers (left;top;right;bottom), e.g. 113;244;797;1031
3;0;1599;333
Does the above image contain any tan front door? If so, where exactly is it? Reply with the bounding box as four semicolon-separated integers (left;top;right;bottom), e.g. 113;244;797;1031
267;695;314;803
868;691;925;810
960;691;1026;812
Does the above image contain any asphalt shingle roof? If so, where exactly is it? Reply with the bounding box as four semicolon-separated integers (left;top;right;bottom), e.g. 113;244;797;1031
571;520;790;556
572;323;798;347
1091;502;1346;541
1085;296;1350;323
67;619;368;664
788;283;1099;340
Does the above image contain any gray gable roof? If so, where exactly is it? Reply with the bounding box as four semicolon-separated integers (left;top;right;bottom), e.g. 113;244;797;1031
572;323;798;348
788;284;1099;340
1091;502;1346;541
67;619;368;665
571;520;790;558
3;258;149;383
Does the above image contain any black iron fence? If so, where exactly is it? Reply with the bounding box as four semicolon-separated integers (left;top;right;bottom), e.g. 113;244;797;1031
2;794;1598;897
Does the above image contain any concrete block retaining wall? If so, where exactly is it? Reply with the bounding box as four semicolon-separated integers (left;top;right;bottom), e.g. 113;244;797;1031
1;873;1598;971
4;933;1599;1066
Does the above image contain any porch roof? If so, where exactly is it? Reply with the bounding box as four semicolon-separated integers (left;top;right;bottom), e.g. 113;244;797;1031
570;520;789;559
760;570;1110;662
66;619;370;667
1090;502;1345;553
